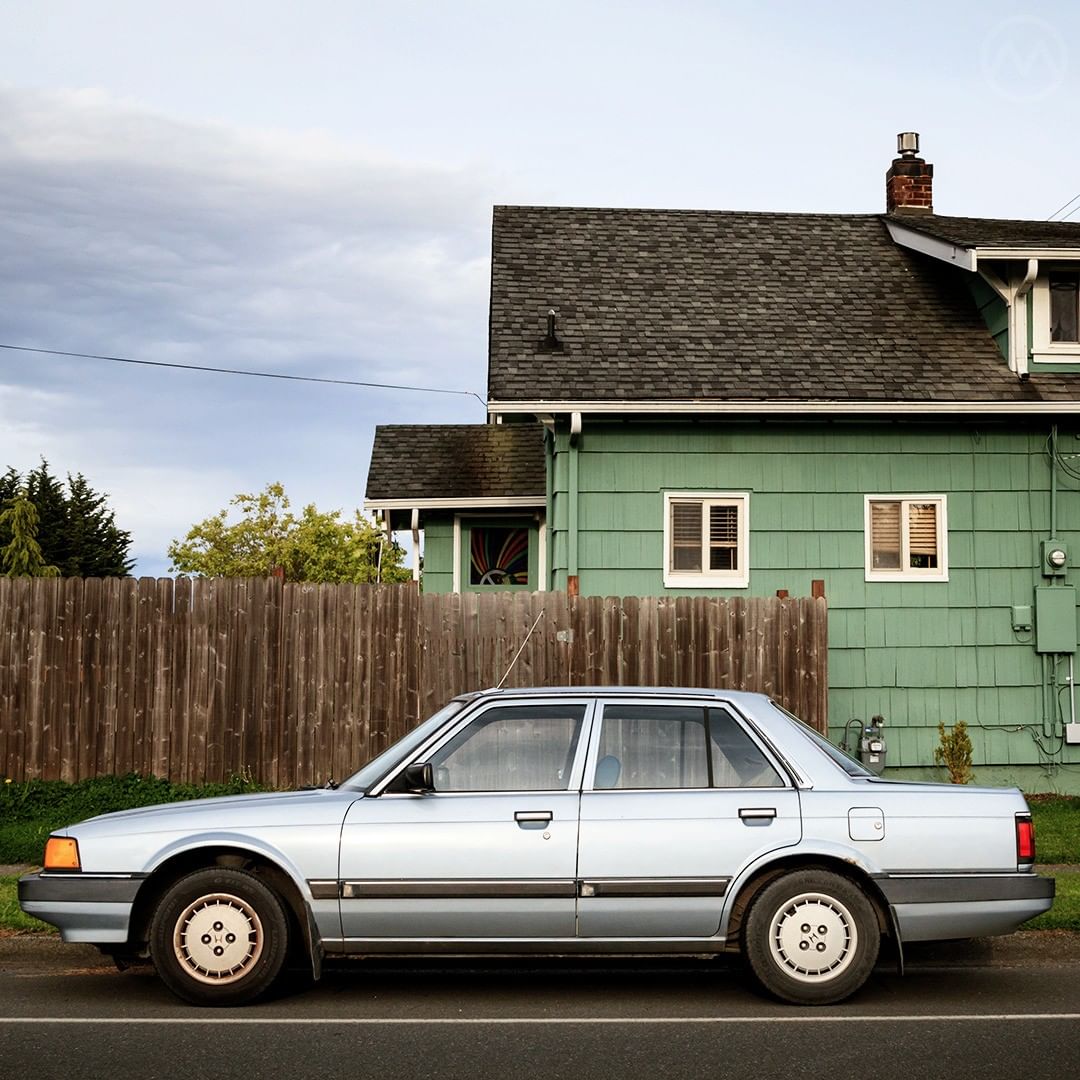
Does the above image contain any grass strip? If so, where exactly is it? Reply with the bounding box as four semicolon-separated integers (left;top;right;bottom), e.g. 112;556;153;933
0;875;55;934
1027;795;1080;865
1022;871;1080;932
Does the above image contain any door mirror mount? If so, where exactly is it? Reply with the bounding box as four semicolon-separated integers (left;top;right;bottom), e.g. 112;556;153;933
403;761;434;793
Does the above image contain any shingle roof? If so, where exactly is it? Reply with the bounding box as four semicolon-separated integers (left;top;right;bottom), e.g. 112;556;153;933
889;213;1080;249
366;424;545;502
488;206;1080;404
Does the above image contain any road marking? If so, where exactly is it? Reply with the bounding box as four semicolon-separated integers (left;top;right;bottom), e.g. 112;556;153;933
1;1014;1079;1025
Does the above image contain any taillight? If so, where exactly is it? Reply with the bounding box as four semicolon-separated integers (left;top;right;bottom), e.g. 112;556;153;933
1016;815;1036;865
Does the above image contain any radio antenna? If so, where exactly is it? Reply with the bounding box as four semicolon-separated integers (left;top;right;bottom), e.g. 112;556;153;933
496;609;545;689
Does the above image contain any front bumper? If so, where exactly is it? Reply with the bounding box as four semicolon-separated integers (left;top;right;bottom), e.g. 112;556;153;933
875;872;1056;943
18;871;145;943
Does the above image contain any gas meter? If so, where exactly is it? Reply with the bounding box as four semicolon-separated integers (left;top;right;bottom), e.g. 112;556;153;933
841;715;887;775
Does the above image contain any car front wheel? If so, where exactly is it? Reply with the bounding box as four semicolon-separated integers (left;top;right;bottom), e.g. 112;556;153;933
743;869;880;1005
150;867;289;1006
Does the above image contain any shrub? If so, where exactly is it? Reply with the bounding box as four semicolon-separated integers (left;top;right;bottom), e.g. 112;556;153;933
934;720;975;785
0;773;266;864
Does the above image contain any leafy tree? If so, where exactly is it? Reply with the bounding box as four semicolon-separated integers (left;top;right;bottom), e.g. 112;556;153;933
0;488;60;577
0;461;133;577
167;482;410;584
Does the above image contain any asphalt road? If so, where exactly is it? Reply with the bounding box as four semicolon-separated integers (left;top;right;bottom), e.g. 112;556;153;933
2;938;1079;1079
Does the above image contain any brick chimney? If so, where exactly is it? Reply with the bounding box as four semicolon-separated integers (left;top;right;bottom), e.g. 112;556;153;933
886;132;933;214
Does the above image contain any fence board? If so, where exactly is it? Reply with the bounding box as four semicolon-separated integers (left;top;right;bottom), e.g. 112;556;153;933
0;580;828;784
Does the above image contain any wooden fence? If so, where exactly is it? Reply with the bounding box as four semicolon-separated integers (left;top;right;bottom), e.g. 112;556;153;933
0;577;828;786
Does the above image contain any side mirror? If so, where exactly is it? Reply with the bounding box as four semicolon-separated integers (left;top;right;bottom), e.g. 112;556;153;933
403;761;434;793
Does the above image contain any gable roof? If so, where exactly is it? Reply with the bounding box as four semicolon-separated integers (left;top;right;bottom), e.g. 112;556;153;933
887;213;1080;250
365;423;545;505
488;206;1080;407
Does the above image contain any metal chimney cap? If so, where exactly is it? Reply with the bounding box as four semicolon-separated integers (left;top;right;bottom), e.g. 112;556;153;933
897;132;921;158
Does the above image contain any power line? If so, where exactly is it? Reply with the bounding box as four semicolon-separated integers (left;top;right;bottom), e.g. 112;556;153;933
1047;190;1080;221
0;343;487;406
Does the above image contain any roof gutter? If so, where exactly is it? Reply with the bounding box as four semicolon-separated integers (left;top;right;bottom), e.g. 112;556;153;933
486;400;1080;416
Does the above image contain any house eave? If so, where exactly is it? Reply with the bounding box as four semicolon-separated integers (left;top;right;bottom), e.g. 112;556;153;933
487;399;1080;417
885;220;977;271
887;220;1080;269
364;496;545;513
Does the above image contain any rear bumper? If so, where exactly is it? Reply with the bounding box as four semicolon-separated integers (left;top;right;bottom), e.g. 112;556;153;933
875;873;1055;943
18;872;144;944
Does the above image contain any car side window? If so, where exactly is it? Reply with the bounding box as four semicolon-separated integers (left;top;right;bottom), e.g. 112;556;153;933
595;705;709;789
428;705;586;792
709;707;784;788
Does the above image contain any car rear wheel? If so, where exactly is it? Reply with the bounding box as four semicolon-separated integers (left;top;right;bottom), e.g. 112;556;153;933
743;869;880;1005
150;867;289;1006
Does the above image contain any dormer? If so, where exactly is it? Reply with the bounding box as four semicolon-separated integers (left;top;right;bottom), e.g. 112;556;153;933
883;134;1080;377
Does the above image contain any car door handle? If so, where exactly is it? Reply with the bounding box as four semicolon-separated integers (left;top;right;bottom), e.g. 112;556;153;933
739;807;777;821
514;811;553;824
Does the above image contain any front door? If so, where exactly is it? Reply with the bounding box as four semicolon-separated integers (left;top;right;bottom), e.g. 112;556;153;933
577;699;802;938
338;699;592;944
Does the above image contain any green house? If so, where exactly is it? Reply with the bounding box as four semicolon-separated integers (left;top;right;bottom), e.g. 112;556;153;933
365;134;1080;791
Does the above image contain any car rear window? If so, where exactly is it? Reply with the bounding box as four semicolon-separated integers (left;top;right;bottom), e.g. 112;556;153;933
768;701;874;778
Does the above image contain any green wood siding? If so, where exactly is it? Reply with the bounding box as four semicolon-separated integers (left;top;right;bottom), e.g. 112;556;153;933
965;274;1009;361
548;419;1080;784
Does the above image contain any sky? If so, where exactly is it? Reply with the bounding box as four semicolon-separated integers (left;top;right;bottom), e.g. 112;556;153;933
1;0;1078;576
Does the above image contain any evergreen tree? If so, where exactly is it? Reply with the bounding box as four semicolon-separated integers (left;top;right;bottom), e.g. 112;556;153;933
0;488;59;577
62;473;134;576
0;461;133;577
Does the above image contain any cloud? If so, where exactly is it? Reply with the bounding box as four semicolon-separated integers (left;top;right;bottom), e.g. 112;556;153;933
0;88;493;574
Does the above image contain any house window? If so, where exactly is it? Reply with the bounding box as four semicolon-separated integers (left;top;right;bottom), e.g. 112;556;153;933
1031;268;1080;364
1050;272;1080;343
662;492;749;588
470;526;530;585
865;495;948;582
453;514;544;593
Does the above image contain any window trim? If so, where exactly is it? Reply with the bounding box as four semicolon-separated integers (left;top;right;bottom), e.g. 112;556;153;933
662;491;750;589
452;512;546;594
1031;268;1080;364
864;494;948;583
583;697;789;792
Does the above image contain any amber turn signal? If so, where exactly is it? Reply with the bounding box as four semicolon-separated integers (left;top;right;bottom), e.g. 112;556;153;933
44;836;81;871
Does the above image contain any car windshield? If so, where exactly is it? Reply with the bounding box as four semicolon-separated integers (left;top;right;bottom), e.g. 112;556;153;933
342;698;471;791
768;701;874;778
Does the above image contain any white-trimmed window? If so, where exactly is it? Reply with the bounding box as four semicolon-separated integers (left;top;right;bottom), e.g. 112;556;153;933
1032;268;1080;364
663;492;749;588
864;495;948;582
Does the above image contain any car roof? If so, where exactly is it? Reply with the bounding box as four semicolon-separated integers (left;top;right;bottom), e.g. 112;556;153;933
459;686;770;703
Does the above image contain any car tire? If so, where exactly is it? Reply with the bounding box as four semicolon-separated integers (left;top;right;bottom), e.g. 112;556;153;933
743;869;880;1005
149;867;290;1006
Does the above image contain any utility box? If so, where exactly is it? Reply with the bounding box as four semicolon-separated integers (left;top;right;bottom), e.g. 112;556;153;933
1035;586;1077;654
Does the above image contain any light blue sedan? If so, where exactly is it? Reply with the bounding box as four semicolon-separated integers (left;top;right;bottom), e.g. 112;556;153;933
19;687;1054;1006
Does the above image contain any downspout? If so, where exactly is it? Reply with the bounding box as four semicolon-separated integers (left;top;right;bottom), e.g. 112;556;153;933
411;508;420;585
1013;259;1038;380
544;428;554;591
568;412;582;596
980;260;1036;378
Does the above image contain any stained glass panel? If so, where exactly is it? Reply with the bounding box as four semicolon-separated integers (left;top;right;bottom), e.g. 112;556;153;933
469;527;530;586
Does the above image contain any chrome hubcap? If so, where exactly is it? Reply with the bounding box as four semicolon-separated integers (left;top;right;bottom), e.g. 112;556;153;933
174;893;263;984
769;892;856;983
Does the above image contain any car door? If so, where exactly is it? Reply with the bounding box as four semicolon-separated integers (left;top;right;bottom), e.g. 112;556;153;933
337;698;593;945
577;698;801;938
